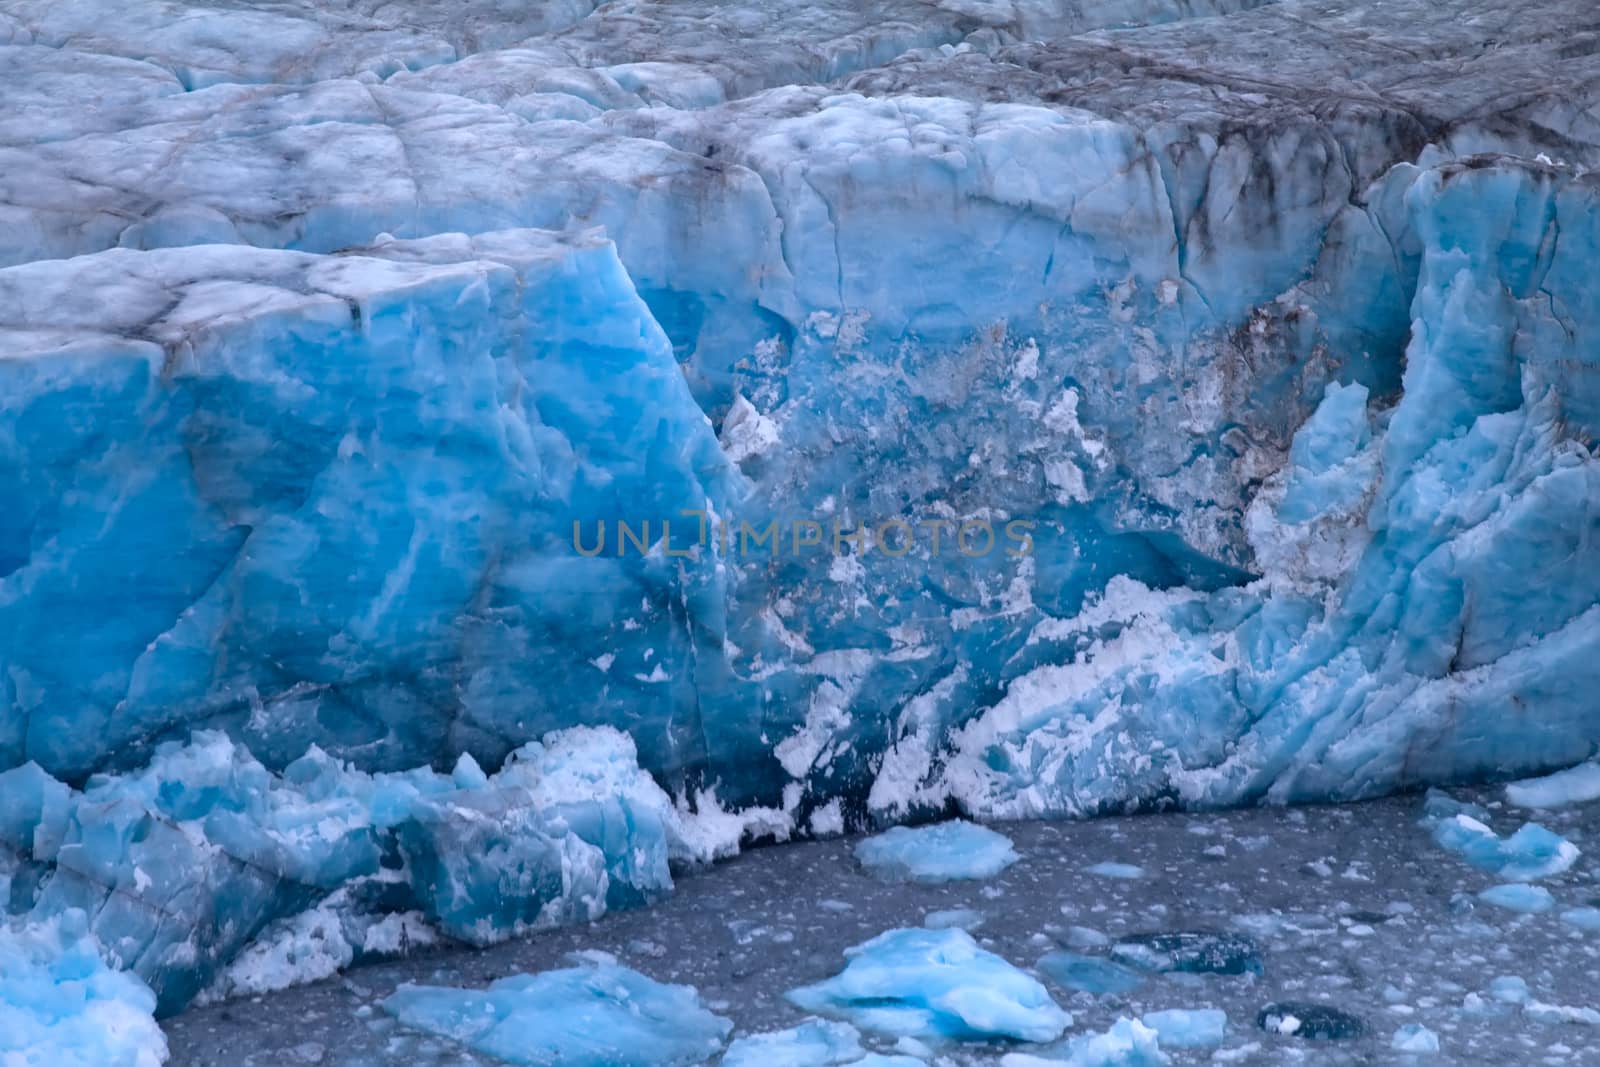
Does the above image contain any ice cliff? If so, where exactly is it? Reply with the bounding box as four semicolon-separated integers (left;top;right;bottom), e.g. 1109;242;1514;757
2;0;1599;1035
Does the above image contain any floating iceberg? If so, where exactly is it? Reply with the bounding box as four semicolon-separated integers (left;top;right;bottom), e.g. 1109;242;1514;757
853;821;1019;884
1419;792;1579;881
788;927;1072;1044
382;959;733;1067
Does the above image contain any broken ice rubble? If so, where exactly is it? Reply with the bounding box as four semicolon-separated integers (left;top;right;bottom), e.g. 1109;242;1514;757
853;820;1018;883
788;927;1072;1043
382;958;733;1066
0;910;167;1067
0;726;729;1016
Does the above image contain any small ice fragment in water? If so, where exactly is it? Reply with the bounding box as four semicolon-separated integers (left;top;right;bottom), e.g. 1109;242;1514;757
923;908;983;931
854;821;1019;883
1085;862;1145;880
382;961;732;1066
1140;1008;1227;1048
1488;976;1529;1004
1477;884;1554;913
1524;1002;1600;1026
1391;1023;1440;1053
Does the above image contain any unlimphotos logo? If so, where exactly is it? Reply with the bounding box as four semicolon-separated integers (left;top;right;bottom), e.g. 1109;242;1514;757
572;510;1035;559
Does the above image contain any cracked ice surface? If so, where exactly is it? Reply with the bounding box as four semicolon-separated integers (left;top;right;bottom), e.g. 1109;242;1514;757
4;0;1600;1055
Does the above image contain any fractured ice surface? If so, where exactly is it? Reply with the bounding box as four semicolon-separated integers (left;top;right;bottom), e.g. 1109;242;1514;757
853;820;1019;883
0;910;168;1067
0;726;719;1015
4;0;1600;1052
3;0;1599;823
788;927;1072;1043
382;958;733;1066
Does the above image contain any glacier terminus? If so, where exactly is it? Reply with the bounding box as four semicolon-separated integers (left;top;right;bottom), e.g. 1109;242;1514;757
2;0;1600;1063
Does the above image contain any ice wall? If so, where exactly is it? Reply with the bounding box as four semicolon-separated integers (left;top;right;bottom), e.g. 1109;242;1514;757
2;0;1599;1029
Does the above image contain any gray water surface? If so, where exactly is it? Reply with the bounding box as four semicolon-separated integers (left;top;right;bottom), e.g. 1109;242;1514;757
163;791;1600;1065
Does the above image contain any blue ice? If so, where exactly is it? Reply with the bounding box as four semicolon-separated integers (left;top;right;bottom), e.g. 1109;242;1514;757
721;1019;926;1067
1478;884;1555;913
382;959;733;1067
0;910;168;1067
853;821;1019;884
1139;1008;1227;1048
788;927;1072;1043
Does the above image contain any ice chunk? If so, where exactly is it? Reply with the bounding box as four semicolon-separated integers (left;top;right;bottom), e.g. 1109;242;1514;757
1256;1002;1366;1040
1002;1018;1167;1067
853;822;1018;884
1036;951;1146;996
1477;884;1555;913
1085;863;1145;880
1488;976;1529;1004
1140;1008;1227;1048
1524;1002;1600;1026
382;961;733;1066
1109;932;1262;976
1506;761;1600;809
788;928;1072;1043
923;908;984;931
1390;1023;1440;1053
4;726;710;1015
720;1019;866;1067
0;910;168;1067
1419;793;1579;881
1560;907;1600;931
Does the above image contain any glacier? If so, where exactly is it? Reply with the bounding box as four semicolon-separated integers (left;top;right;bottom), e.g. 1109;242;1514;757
2;0;1600;1058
